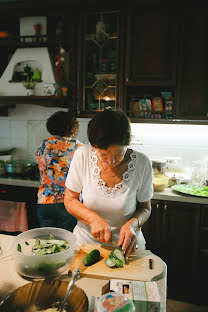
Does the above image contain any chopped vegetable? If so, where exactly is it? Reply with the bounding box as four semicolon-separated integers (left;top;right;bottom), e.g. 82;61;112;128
17;243;22;252
109;252;123;268
105;248;126;269
31;234;69;255
112;248;125;265
25;241;29;245
105;257;116;268
172;184;208;197
83;249;100;266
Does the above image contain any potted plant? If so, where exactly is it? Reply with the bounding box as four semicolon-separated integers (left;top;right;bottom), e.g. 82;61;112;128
22;79;37;95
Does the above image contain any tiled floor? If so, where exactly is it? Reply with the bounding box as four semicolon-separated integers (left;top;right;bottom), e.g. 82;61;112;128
167;299;208;312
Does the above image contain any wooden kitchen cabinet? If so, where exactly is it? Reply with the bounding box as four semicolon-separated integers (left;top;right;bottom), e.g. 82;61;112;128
125;1;180;86
143;199;201;302
177;0;208;120
0;10;79;111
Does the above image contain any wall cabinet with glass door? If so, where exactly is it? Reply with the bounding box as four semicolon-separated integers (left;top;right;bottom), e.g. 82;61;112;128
78;11;120;116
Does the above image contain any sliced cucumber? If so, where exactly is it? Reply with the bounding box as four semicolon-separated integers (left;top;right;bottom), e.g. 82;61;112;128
109;252;123;268
105;257;116;268
112;248;125;265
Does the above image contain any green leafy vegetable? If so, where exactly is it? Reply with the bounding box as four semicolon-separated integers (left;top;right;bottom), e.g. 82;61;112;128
172;184;208;197
25;241;29;245
32;234;69;255
17;243;22;252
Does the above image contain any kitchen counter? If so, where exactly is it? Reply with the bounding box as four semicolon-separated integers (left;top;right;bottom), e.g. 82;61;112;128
0;234;167;311
0;177;39;188
0;177;208;205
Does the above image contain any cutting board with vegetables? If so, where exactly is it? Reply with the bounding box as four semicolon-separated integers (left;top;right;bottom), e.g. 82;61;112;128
69;244;165;282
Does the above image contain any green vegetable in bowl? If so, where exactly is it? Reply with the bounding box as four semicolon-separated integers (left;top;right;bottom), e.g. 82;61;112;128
32;234;69;255
22;261;66;276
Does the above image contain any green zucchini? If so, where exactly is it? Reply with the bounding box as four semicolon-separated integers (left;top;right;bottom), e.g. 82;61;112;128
105;257;116;268
83;249;100;266
109;252;123;268
112;248;125;265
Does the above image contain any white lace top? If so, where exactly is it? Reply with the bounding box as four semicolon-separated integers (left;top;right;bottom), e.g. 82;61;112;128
65;144;153;247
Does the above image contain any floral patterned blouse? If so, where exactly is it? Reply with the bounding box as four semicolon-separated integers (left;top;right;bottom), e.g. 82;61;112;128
36;137;82;204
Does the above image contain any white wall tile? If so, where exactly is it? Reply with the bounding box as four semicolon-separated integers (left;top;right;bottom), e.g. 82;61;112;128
0;138;11;150
0;120;11;138
11;120;27;139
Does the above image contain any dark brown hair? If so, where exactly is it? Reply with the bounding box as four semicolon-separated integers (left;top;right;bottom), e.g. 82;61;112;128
87;108;131;149
46;110;79;137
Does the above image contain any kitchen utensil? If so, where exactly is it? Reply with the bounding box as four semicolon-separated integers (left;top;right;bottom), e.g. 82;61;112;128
4;160;35;174
0;279;88;312
12;227;76;278
69;244;165;282
57;267;80;312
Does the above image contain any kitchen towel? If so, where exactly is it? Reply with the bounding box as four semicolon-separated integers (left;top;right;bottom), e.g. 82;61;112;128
0;200;28;232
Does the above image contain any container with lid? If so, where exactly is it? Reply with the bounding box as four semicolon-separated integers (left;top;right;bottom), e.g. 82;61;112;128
96;292;135;312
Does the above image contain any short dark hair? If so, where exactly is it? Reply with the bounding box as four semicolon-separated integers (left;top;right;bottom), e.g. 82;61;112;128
46;110;79;137
87;109;131;149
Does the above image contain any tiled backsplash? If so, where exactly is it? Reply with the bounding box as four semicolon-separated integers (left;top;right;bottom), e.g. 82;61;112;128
0;104;207;166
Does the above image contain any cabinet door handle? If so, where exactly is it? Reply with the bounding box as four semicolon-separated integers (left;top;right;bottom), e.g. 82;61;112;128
126;77;129;82
156;204;159;209
164;205;167;211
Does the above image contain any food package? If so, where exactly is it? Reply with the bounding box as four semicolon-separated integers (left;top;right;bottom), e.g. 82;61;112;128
152;96;163;112
110;279;160;312
153;173;169;191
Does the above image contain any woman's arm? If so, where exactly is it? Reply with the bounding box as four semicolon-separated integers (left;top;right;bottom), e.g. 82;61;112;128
118;200;151;258
64;188;112;243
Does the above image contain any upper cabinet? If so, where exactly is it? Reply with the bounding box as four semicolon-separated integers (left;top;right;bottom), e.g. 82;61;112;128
177;0;208;120
77;9;123;116
0;11;79;109
125;2;180;86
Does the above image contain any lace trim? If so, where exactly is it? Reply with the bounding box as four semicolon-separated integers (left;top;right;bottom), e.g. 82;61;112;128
90;147;137;197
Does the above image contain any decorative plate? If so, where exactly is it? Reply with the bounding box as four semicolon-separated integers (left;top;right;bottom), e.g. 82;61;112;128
172;184;208;198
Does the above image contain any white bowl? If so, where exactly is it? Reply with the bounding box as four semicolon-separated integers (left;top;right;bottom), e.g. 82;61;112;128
12;227;76;279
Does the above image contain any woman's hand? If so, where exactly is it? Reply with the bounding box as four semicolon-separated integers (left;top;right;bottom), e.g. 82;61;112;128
117;220;138;260
89;217;112;244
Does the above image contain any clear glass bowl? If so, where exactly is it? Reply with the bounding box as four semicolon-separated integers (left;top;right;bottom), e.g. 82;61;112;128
12;227;76;279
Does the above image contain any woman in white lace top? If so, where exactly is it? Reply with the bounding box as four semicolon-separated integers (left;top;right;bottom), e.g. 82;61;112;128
64;109;153;259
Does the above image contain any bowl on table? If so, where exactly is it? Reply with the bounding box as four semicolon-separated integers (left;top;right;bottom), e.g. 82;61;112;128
12;227;76;279
0;279;88;312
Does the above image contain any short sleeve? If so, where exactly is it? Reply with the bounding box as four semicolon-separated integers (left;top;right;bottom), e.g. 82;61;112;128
136;155;153;202
65;147;84;193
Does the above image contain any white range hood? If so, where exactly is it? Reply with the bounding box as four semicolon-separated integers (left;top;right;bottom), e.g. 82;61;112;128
0;47;55;96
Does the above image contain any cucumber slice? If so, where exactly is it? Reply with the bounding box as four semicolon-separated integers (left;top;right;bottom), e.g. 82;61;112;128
83;249;100;266
105;257;116;268
109;252;123;268
112;248;125;264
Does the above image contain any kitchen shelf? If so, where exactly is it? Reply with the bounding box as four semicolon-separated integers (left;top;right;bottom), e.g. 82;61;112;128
0;96;69;108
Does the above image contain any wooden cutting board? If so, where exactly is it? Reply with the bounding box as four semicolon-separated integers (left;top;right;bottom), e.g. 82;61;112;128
69;244;165;282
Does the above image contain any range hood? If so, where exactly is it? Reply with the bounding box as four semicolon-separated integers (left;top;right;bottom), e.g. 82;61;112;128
0;47;55;97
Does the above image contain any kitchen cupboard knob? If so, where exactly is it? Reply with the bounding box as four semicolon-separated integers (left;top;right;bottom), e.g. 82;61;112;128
126;77;129;82
156;204;159;209
164;205;167;211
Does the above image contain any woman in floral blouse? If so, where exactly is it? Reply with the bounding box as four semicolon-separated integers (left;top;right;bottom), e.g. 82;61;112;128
36;110;83;231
